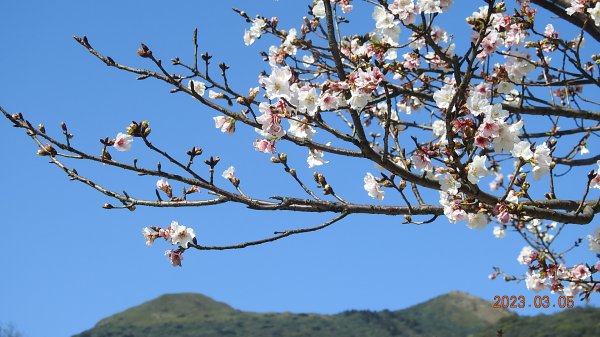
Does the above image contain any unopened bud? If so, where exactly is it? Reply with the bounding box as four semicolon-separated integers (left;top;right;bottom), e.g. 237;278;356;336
38;123;45;133
323;184;333;195
103;203;114;209
137;43;152;58
288;169;296;177
382;180;394;188
278;153;287;163
399;180;407;189
271;156;281;163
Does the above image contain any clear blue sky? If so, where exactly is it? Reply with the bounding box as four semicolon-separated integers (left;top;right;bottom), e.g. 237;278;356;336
1;1;598;336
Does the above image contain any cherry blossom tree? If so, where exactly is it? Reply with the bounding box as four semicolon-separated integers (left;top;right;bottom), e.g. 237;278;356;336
3;0;600;299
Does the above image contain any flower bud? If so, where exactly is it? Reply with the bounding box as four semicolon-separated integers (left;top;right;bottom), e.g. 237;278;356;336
323;184;333;195
137;43;152;58
38;123;45;133
399;180;407;189
278;153;287;163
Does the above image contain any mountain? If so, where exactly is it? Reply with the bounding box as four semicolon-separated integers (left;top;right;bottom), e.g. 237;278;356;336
473;306;600;337
73;292;596;337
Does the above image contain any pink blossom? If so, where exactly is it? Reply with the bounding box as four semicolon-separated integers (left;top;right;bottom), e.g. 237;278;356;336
113;132;133;152
142;227;159;246
411;153;433;172
517;246;538;265
213;116;236;135
253;139;276;153
525;272;546;293
165;249;183;267
566;0;586;16
257;103;286;138
571;264;591;280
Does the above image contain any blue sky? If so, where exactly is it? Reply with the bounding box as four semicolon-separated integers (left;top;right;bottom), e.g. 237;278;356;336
1;1;599;336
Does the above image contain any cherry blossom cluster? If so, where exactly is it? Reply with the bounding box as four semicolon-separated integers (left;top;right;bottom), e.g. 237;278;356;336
22;0;600;295
142;220;197;267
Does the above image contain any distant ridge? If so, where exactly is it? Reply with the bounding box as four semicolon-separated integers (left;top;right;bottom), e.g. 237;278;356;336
74;292;597;337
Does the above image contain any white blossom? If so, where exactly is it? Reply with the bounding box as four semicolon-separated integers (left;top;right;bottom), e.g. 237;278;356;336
517;246;535;265
467;155;490;184
307;148;328;168
364;172;384;200
587;228;600;253
312;0;326;18
493;226;506;238
467;213;488;230
587;3;600;27
188;80;206;96
511;141;533;160
222;166;235;180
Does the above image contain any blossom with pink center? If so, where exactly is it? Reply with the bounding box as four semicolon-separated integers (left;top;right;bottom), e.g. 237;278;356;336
494;203;511;224
478;120;500;138
142;227;160;246
571;264;591;280
253;138;276;153
350;67;384;94
402;52;420;70
389;0;417;24
319;92;341;111
165;249;183;267
411;153;433;172
213;116;236;135
474;135;490;149
113;132;133;152
256;103;286;139
566;0;586;16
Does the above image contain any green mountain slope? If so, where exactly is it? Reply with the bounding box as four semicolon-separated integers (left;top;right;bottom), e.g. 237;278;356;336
73;292;597;337
473;306;600;337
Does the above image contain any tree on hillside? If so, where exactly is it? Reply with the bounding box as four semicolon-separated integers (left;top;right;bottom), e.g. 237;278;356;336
3;0;600;299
